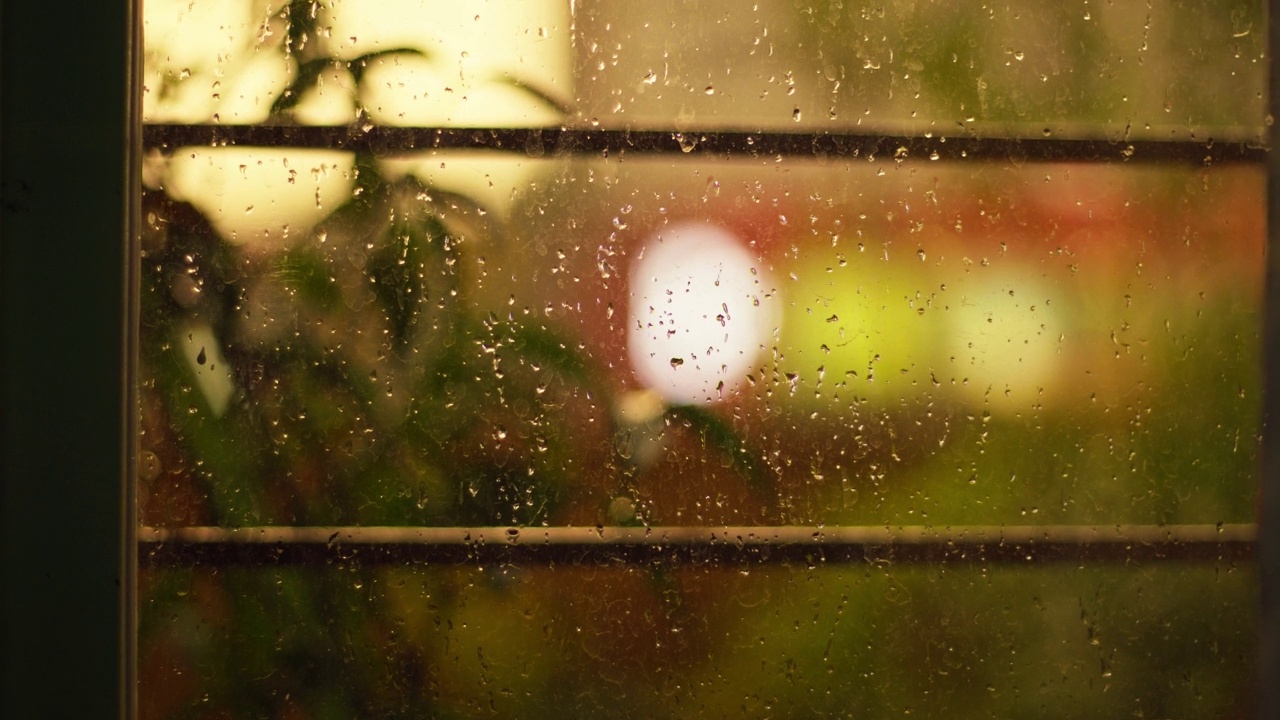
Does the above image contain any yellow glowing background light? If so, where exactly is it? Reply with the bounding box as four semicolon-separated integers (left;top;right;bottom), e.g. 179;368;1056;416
940;265;1066;411
781;251;944;403
781;250;1067;414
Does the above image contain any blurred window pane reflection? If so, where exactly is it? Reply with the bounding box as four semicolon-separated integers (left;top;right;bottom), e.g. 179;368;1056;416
138;1;1264;717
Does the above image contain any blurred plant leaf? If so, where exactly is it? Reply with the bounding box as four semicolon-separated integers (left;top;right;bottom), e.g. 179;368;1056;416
667;404;770;497
490;321;594;389
419;187;511;249
272;49;430;119
367;206;443;348
501;75;575;117
275;248;343;312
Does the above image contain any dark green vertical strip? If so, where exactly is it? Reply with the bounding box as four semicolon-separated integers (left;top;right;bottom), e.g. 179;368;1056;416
0;1;133;718
122;2;141;717
1264;2;1280;718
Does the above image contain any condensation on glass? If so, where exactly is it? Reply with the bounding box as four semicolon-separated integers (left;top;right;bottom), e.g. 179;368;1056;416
136;1;1264;717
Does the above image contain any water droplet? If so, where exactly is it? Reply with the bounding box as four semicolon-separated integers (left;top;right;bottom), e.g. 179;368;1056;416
524;131;545;158
138;450;162;482
616;432;634;460
608;496;637;523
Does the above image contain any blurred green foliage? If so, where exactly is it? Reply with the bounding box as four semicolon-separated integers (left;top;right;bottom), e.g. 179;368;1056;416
793;0;1265;131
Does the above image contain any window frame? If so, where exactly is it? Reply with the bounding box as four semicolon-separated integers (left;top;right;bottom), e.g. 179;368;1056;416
1261;5;1280;716
2;2;1279;717
0;1;138;718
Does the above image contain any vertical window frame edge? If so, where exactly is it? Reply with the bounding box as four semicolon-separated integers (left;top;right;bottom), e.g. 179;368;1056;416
0;1;135;717
123;0;142;717
1261;2;1280;718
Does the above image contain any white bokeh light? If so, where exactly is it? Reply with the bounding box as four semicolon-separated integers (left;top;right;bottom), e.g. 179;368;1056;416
628;222;777;405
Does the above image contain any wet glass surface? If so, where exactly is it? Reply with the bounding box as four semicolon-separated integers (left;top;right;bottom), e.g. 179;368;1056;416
138;1;1265;716
140;155;1262;529
140;563;1256;718
571;2;1265;137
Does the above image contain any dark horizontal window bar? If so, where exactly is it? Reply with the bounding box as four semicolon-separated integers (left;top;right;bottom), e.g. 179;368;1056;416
141;124;1268;164
138;524;1256;567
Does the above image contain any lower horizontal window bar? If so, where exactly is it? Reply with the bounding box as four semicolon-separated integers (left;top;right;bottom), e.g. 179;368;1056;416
138;524;1256;566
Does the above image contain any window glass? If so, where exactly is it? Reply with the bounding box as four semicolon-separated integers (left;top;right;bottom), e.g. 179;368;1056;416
572;2;1265;136
141;564;1255;717
138;1;1264;716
